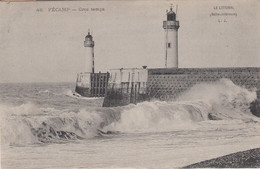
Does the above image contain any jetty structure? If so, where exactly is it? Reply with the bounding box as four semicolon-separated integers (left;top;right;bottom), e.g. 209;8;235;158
75;31;109;97
75;7;260;116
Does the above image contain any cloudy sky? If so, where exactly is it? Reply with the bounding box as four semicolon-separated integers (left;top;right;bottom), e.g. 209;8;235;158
0;0;259;83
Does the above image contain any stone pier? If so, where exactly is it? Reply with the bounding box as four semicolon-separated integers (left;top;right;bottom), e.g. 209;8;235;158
103;67;260;116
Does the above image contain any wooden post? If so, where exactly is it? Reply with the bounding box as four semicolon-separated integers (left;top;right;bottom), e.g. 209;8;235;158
92;74;94;97
130;71;135;103
104;72;109;97
130;82;133;103
138;82;140;94
92;74;95;97
134;84;137;104
120;70;123;93
127;72;130;93
91;73;93;97
95;74;98;97
93;74;94;97
101;74;104;96
98;72;101;97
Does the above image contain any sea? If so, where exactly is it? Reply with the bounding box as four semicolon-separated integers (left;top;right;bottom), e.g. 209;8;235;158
1;79;260;169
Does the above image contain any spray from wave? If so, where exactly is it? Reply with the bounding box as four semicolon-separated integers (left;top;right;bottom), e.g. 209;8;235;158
178;79;257;119
1;79;258;145
38;88;101;101
104;79;258;132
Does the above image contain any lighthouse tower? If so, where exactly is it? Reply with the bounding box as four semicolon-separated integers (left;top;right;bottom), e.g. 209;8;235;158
84;31;95;73
163;6;180;68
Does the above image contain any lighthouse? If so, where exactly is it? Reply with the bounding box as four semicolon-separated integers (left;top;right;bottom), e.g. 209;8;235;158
84;31;95;73
163;6;180;68
75;31;109;97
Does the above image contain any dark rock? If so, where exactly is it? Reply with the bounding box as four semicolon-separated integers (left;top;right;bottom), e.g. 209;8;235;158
183;148;260;168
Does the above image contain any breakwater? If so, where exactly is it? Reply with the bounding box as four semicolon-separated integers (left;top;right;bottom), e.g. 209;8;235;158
102;67;260;116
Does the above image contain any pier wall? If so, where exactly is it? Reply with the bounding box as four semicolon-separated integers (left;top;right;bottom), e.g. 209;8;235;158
75;73;91;97
103;67;260;116
147;68;260;100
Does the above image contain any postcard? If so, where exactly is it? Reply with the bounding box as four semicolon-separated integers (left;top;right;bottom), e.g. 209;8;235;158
1;0;259;168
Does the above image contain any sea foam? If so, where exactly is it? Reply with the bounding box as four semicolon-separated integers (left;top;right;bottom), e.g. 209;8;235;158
0;79;258;145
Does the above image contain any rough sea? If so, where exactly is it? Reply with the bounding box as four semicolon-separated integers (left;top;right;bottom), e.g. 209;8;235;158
1;79;260;169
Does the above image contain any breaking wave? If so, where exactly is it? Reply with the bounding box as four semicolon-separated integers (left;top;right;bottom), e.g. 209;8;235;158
65;89;103;100
0;103;121;145
105;79;258;133
1;79;259;145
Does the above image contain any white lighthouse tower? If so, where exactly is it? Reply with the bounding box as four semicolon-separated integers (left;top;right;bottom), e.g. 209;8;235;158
84;31;95;73
163;6;180;68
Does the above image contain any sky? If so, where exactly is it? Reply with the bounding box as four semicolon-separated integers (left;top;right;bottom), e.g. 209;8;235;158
0;0;259;83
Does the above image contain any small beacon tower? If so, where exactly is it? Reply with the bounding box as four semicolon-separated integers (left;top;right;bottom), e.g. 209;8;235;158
84;31;95;73
163;6;180;68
